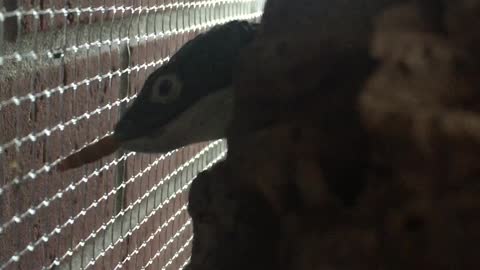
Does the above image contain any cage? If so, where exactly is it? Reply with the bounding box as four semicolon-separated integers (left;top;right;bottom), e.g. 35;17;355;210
0;0;265;269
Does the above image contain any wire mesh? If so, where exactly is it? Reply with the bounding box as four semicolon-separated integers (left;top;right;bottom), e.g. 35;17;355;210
0;0;264;269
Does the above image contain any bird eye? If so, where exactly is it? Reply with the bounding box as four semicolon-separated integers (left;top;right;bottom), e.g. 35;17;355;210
150;75;182;104
157;80;173;96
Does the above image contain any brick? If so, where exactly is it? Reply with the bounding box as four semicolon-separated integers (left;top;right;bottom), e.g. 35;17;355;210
0;65;65;270
121;143;203;269
0;46;123;269
5;0;203;38
124;197;189;270
4;0;225;50
5;0;118;36
0;9;227;268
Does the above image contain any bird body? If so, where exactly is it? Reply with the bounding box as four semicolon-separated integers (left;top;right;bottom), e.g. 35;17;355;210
113;20;258;153
112;1;413;155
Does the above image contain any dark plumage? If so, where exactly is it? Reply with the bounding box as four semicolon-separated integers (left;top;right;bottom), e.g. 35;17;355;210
113;20;258;153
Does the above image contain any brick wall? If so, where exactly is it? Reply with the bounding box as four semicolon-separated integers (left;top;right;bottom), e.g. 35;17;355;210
0;1;263;269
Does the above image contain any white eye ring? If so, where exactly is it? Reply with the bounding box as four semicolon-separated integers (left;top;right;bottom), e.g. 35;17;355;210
150;74;182;104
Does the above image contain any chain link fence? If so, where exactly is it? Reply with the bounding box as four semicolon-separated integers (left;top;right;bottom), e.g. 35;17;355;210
0;0;264;269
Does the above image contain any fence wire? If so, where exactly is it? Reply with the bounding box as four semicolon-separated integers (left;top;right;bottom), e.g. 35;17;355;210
0;0;264;269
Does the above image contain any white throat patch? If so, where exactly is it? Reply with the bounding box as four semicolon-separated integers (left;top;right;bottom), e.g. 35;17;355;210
121;86;234;153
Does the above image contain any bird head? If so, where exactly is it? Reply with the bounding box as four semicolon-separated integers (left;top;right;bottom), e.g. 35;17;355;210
113;20;257;153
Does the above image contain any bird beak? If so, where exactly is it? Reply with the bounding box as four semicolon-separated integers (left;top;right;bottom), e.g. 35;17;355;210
113;116;160;143
113;118;137;142
112;117;168;153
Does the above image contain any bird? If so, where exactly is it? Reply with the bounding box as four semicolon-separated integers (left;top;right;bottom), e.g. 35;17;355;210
113;20;258;153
